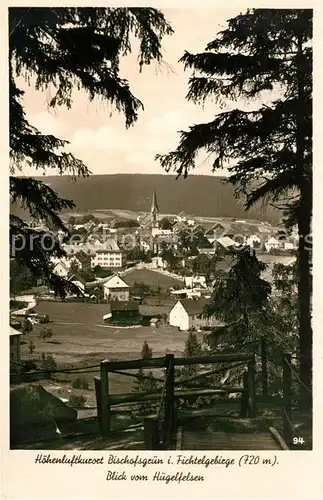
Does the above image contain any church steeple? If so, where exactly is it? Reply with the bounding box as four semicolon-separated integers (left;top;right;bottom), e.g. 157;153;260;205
151;190;159;228
151;190;159;215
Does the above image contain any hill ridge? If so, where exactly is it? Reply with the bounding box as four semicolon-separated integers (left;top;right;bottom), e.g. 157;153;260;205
12;174;279;223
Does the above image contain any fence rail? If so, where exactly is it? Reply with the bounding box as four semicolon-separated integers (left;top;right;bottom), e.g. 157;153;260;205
95;352;256;449
282;352;312;448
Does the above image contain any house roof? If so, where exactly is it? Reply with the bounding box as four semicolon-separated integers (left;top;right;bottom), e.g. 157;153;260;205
54;261;68;271
69;274;86;285
103;274;129;289
89;238;120;251
198;247;217;255
216;236;236;248
177;298;210;316
10;326;23;336
107;300;139;312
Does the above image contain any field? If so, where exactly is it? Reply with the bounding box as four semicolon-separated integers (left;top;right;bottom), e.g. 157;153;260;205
123;268;184;289
18;301;189;415
24;301;187;363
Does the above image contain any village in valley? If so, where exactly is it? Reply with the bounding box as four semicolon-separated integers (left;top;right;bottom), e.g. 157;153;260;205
8;7;312;456
10;189;298;338
10;188;299;449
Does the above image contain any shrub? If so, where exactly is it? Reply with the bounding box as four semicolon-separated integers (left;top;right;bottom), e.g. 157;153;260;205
141;341;152;360
39;314;50;324
40;353;57;372
132;342;159;416
23;319;33;335
69;393;87;408
39;327;53;342
21;360;37;372
72;377;89;390
28;339;35;354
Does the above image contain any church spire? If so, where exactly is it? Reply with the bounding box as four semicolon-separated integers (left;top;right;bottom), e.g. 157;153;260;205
151;190;159;235
151;190;159;216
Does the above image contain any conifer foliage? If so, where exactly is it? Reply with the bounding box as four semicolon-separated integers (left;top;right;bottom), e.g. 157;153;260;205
9;7;173;296
132;342;159;416
157;9;312;407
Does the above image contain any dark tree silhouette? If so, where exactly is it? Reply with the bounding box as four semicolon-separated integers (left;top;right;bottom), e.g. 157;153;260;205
205;248;271;332
10;7;173;297
157;9;312;408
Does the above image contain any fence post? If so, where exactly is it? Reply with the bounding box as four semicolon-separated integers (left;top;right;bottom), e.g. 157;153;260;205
144;417;160;450
240;370;248;417
247;355;256;417
283;352;293;447
163;354;175;447
100;361;111;436
94;376;102;423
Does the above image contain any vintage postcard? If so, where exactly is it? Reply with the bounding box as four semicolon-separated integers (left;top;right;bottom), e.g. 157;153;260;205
1;1;322;498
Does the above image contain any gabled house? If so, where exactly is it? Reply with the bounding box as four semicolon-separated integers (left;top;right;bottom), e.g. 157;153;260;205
212;222;227;237
265;236;281;251
53;261;69;278
103;300;140;323
68;274;86;294
168;298;217;331
215;236;237;253
103;274;130;301
88;239;123;269
184;275;207;289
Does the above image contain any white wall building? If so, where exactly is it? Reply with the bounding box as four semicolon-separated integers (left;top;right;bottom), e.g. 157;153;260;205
52;256;82;277
52;261;69;278
68;275;86;294
91;249;123;268
145;256;167;270
168;298;215;331
151;228;172;238
89;239;123;269
184;275;207;289
103;275;130;301
265;236;281;251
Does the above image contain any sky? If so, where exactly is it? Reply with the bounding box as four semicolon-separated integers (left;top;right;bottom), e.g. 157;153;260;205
20;8;242;177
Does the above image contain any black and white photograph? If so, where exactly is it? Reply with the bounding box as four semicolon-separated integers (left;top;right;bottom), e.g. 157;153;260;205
8;6;313;455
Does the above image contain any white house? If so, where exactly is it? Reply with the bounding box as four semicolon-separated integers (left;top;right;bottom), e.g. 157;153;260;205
140;240;151;252
184;275;207;289
89;239;123;269
284;240;297;251
170;288;205;300
53;261;69;278
246;234;262;248
68;274;86;294
151;228;172;238
168;298;214;331
265;236;281;251
145;256;167;270
10;327;22;363
52;255;83;277
216;236;237;250
103;274;130;301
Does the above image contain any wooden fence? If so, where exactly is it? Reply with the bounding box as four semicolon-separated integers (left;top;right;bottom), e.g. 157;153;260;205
94;352;256;449
282;352;312;449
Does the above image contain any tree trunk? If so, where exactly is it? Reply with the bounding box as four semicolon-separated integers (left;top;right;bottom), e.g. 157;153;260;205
298;187;312;410
296;31;312;411
260;337;268;398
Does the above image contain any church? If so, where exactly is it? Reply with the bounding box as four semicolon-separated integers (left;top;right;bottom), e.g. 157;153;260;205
150;190;160;253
